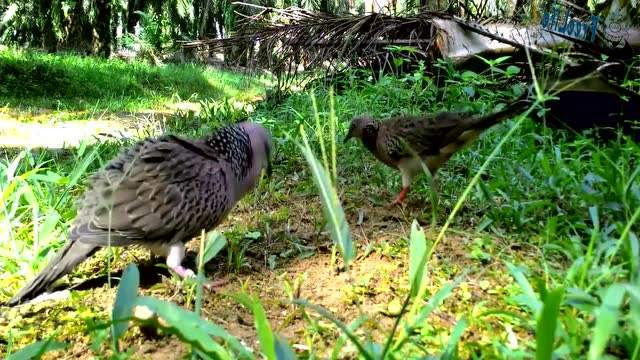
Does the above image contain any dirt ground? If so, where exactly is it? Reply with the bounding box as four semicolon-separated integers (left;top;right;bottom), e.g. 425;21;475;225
0;105;540;357
1;181;539;358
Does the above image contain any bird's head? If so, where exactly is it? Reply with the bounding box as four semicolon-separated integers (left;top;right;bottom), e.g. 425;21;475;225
240;122;273;179
344;115;376;143
220;121;274;203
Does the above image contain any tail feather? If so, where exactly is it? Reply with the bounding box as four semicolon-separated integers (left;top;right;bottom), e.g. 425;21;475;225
473;96;533;130
7;241;98;306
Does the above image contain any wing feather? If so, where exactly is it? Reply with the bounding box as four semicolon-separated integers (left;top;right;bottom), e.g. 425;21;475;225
70;136;230;247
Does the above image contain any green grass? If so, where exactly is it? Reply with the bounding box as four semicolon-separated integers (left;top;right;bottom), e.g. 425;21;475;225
1;51;640;359
0;48;266;112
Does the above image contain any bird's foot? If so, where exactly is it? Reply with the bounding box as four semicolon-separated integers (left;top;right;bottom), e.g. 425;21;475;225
387;187;409;208
172;265;196;279
203;278;228;290
387;198;404;208
171;265;227;290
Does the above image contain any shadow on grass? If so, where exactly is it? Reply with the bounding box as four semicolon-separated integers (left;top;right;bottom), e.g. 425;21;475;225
59;262;168;293
48;248;229;294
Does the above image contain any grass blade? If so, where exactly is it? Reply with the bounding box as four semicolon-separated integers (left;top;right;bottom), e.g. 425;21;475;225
442;317;468;360
310;91;329;174
588;284;625;360
330;315;369;360
293;299;373;360
536;287;564;360
393;279;459;351
506;262;542;314
111;263;140;350
408;105;536;318
235;293;277;360
409;220;428;298
53;143;100;210
194;230;226;323
297;125;355;269
199;231;227;268
275;336;298;360
134;296;248;359
328;87;338;185
7;338;68;360
625;284;640;340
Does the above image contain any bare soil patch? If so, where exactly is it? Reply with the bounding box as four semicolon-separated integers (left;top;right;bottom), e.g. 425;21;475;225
1;185;538;358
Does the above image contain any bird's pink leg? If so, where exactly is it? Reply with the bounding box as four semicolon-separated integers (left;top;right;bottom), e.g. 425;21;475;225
166;243;227;289
389;164;414;207
390;186;410;206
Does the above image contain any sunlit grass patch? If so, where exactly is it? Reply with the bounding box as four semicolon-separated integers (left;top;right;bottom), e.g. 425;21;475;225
0;48;267;112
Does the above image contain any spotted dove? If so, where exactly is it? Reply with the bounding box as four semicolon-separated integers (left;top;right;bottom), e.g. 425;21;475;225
344;99;530;206
7;122;272;306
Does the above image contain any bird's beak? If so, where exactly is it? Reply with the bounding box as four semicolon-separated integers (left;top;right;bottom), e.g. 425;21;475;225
343;132;352;144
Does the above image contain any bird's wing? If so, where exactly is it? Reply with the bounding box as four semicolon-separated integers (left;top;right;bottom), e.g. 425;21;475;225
71;136;230;246
380;113;472;162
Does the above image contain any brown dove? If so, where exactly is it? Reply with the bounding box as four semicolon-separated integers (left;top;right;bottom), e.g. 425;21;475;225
344;99;530;206
7;122;272;306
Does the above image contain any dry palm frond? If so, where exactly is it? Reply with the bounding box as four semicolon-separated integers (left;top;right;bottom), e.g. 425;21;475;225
180;6;640;88
183;7;446;86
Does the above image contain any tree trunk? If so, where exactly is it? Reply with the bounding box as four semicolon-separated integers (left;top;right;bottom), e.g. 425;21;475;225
66;0;95;53
193;0;201;36
112;7;120;47
320;0;330;13
39;0;57;52
512;0;524;17
127;0;146;33
150;0;163;17
199;0;211;38
573;0;588;8
96;0;112;57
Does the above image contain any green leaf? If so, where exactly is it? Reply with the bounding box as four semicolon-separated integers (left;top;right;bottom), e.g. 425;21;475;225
293;299;373;360
462;86;475;97
7;338;68;360
624;284;640;338
275;336;298;360
111;264;140;347
1;3;18;26
536;287;564;360
506;65;521;75
36;210;61;245
442;317;468;360
393;279;459;351
193;348;218;360
199;231;227;267
297;126;354;269
588;284;625;360
244;231;262;240
5;150;26;181
461;70;478;81
624;164;640;201
477;180;496;207
134;296;251;359
588;206;599;230
409;220;428;297
54;144;100;209
90;326;109;353
413;280;457;325
234;293;276;360
330;316;368;360
493;56;512;64
506;262;542;313
31;170;64;184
